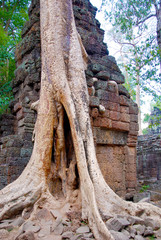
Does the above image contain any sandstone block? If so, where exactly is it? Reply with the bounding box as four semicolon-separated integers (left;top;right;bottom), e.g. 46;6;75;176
108;92;120;103
118;84;130;98
120;95;129;106
91;108;99;118
120;106;129;114
120;113;130;123
94;80;107;90
96;70;110;80
95;89;109;100
110;230;129;240
110;72;125;84
129;104;138;114
76;226;90;234
106;217;130;231
130;114;138;122
93;117;112;128
112;121;129;132
14;102;22;113
109;111;120;121
88;87;94;96
17;109;24;121
130;122;139;131
89;96;99;107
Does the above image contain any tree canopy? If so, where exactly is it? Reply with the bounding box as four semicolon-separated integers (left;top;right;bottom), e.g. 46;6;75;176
0;0;30;113
101;0;161;133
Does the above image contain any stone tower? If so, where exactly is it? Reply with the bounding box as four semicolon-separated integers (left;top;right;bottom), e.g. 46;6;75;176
0;0;138;198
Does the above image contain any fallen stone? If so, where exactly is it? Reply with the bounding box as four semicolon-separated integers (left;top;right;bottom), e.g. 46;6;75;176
76;225;90;234
106;217;130;231
0;221;13;230
62;231;74;239
127;216;145;225
0;229;9;239
155;228;161;238
127;225;137;238
62;219;72;227
12;217;25;227
121;229;130;238
110;230;129;240
134;235;145;240
38;224;51;237
16;231;35;240
53;222;64;235
23;221;41;233
50;209;62;219
83;232;93;238
133;224;145;235
36;208;53;221
144;226;154;237
144;217;160;230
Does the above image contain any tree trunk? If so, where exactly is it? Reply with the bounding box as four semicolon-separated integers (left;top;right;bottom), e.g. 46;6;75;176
0;0;161;239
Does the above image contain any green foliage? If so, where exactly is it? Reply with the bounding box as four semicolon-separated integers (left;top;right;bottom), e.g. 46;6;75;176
139;184;150;193
0;0;30;114
148;235;155;240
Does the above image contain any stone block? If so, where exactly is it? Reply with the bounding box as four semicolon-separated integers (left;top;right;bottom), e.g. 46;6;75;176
17;109;24;121
130;122;139;131
94;80;107;90
129;104;138;114
108;92;120;103
20;148;32;157
112;121;129;132
93;117;112;128
14;102;22;112
87;78;94;87
88;87;94;96
95;89;109;101
110;72;125;84
91;108;99;118
120;106;129;114
130;114;138;122
118;84;130;98
89;63;106;73
120;95;130;106
109;111;120;121
18;119;24;127
120;113;130;123
94;128;127;145
106;217;130;231
96;70;110;80
89;96;99;107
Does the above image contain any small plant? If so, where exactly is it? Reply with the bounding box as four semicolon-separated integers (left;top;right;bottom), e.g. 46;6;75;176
139;184;150;193
148;234;156;240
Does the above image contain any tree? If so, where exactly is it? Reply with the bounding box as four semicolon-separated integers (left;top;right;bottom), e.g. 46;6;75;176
0;0;161;239
0;0;30;113
101;0;161;135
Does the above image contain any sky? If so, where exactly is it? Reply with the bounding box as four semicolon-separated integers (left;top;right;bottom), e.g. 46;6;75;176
89;0;152;130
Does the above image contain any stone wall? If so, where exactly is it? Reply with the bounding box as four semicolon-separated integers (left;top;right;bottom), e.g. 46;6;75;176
137;134;161;180
0;0;138;197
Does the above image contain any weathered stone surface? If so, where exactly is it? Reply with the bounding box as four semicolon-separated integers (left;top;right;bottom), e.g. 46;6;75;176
94;128;127;145
16;231;35;240
110;230;129;240
96;70;110;80
133;224;145;235
76;226;90;234
106;217;130;231
0;229;9;239
62;231;74;239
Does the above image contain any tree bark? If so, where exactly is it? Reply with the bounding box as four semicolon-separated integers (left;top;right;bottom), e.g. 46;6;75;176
0;0;161;239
